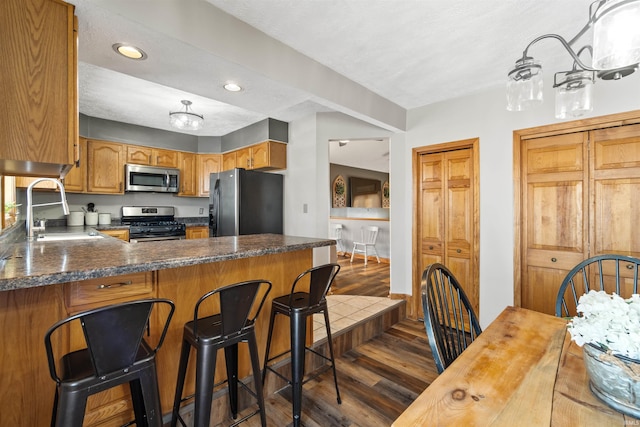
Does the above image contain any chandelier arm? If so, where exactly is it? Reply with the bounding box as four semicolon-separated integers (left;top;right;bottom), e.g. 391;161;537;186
522;34;597;71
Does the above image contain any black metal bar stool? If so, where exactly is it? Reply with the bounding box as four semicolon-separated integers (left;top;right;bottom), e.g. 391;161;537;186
170;280;272;427
44;298;175;427
262;263;341;427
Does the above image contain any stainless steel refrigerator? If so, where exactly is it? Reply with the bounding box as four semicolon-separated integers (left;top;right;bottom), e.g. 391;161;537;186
209;168;284;237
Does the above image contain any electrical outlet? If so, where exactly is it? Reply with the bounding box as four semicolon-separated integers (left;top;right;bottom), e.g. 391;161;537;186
199;207;204;215
303;203;308;213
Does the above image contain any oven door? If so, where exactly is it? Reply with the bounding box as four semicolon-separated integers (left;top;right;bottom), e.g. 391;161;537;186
129;235;185;243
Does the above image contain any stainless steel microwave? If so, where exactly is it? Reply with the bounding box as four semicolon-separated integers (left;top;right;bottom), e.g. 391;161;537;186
125;164;180;193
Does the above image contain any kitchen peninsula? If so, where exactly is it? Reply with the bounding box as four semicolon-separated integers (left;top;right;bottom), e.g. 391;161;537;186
0;233;334;426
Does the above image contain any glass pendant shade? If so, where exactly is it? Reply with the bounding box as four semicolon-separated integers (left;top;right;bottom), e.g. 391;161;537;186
593;0;640;70
554;70;595;119
169;100;204;131
506;58;544;111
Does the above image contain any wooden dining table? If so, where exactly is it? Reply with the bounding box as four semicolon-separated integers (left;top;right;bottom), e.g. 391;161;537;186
392;306;640;426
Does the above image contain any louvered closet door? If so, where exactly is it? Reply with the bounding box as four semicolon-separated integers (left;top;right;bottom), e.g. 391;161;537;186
521;132;589;315
418;148;477;316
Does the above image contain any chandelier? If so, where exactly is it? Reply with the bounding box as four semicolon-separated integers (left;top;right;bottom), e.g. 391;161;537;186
169;100;204;131
507;0;640;119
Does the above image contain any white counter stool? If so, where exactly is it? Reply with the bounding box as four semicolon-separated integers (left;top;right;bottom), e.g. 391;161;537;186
350;226;380;266
332;223;345;256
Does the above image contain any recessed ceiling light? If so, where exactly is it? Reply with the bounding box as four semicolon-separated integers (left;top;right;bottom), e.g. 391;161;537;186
224;82;242;92
112;43;147;60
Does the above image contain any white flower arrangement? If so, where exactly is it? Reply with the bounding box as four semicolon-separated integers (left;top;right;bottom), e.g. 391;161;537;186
568;290;640;360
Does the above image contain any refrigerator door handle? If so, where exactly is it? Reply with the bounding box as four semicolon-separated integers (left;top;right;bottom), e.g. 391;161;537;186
212;178;220;237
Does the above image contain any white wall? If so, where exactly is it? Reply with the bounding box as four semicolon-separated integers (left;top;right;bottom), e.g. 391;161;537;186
395;74;640;327
284;112;395;265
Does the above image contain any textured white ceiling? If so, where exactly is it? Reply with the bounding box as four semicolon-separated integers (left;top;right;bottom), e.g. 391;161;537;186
71;0;595;170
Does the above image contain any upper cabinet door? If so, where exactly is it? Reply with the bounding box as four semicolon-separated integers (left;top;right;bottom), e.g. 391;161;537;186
87;140;124;194
0;0;78;176
198;154;222;197
154;149;179;168
178;152;197;196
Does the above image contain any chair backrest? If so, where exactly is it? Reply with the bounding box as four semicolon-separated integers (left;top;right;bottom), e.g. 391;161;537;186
193;280;272;339
361;226;379;245
333;224;343;239
290;263;340;307
555;254;640;317
421;263;481;374
45;298;175;381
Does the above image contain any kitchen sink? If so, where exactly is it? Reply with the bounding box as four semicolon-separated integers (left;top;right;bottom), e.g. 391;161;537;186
35;232;104;241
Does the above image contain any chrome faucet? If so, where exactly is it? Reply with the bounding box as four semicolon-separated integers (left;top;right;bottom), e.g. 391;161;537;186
26;178;70;240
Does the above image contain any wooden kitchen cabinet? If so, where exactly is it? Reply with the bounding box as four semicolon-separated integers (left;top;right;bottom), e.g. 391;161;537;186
15;136;84;190
222;151;238;171
198;154;222;197
0;0;78;177
221;140;287;172
235;147;253;170
101;228;129;241
126;145;179;168
87;139;125;194
178;151;197;196
15;176;59;189
63;137;87;193
251;140;286;170
186;225;209;239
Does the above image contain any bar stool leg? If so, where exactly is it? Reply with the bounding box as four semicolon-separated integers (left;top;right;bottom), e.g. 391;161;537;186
138;366;163;427
248;333;268;427
129;379;146;426
171;339;192;427
224;343;239;419
323;309;341;404
262;309;278;386
54;388;88;427
194;345;217;427
290;310;306;427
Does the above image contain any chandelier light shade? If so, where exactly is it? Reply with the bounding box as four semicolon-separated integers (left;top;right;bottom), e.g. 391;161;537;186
554;70;595;119
169;100;204;131
506;58;544;111
592;0;640;71
507;0;640;119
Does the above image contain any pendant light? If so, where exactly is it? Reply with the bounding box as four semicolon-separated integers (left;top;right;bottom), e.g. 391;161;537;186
169;100;204;131
507;0;640;119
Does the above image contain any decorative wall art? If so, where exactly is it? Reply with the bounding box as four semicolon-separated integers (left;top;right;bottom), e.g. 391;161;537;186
332;175;346;208
382;181;390;208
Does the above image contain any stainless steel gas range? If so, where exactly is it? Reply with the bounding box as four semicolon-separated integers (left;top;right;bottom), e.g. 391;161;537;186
121;206;186;242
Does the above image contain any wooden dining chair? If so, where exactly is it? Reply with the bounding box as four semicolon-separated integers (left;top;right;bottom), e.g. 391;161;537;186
421;263;482;374
555;254;640;317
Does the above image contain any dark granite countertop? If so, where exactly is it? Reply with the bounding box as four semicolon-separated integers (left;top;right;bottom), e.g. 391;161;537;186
0;232;334;291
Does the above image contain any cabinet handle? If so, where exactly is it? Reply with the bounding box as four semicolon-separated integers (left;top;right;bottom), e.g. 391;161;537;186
429;246;434;250
551;257;557;262
457;249;461;253
627;264;634;269
97;280;133;289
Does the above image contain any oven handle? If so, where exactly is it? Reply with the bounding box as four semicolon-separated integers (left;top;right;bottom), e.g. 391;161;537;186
129;235;186;243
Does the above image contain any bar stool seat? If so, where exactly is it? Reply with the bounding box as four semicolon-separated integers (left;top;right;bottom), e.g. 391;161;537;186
44;298;175;427
262;263;341;427
171;280;271;427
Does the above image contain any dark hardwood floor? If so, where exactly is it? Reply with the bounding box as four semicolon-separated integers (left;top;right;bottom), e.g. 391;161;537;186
219;257;438;427
331;256;390;297
232;318;438;427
